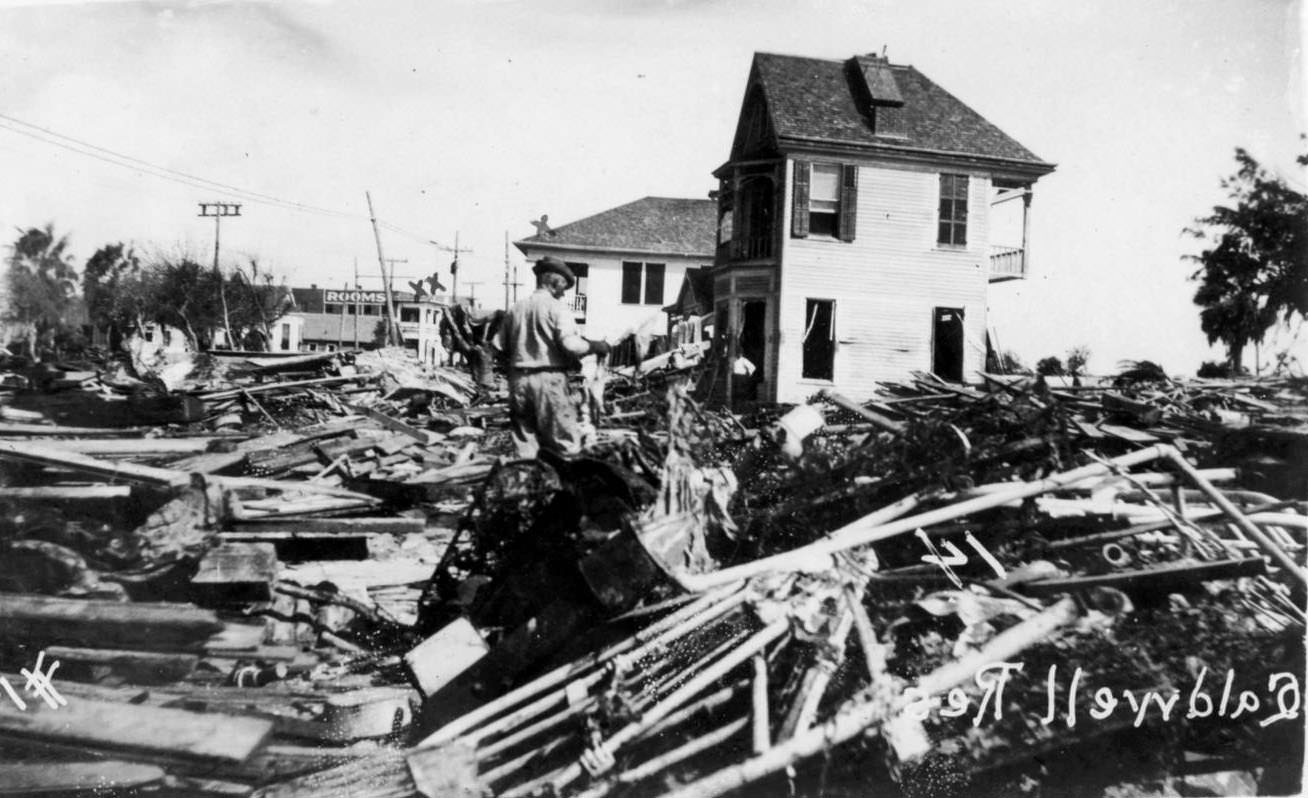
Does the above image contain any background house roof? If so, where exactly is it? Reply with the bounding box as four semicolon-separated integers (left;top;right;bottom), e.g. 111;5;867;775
753;52;1054;170
515;196;717;258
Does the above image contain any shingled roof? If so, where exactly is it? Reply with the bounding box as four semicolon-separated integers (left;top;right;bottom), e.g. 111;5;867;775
748;52;1054;172
515;197;717;258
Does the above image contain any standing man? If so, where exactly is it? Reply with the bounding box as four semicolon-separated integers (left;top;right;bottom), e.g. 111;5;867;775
493;257;610;458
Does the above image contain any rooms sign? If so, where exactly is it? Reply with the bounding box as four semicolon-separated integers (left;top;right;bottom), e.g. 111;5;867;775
324;290;388;304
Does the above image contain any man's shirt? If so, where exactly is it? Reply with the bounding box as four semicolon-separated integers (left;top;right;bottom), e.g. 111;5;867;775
494;288;579;370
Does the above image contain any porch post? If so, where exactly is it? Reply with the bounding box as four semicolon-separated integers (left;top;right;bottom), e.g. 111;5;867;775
1020;187;1032;277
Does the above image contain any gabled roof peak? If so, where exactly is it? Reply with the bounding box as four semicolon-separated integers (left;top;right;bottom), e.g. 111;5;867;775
742;51;1055;173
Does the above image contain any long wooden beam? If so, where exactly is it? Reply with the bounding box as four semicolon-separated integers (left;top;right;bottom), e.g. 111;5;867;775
0;440;191;488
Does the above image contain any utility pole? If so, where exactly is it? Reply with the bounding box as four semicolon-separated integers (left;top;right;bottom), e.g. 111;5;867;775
199;202;241;348
337;281;347;351
503;232;510;310
364;191;402;346
353;257;361;350
464;281;484;308
429;233;473;305
384;258;409;295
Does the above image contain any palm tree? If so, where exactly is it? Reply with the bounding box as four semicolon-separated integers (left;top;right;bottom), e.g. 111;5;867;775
4;224;83;360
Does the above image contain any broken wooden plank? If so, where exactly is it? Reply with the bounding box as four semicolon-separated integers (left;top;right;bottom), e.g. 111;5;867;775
0;762;165;796
1102;392;1164;425
0;440;191;487
352;404;433;443
200;375;374;402
45;646;199;686
1021;556;1267;596
0;694;273;767
156;684;417;743
0;594;224;652
219;530;371;561
1097;423;1160;444
0;485;132;500
32;438;220;456
191;543;280;604
229;517;426;534
0;422;156;437
167;430;306;474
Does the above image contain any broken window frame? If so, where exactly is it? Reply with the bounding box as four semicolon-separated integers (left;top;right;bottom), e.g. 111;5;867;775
801;298;836;381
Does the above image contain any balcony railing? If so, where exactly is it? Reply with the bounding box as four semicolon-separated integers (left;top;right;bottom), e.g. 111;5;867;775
989;245;1026;282
731;234;773;261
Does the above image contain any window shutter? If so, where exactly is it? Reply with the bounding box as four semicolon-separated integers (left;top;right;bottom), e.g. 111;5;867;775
838;164;858;242
792;160;811;238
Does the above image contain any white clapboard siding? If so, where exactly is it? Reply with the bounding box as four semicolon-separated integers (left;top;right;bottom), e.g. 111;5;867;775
518;251;706;343
776;160;992;403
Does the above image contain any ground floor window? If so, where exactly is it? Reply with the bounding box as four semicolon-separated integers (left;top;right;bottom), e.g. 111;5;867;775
802;299;835;380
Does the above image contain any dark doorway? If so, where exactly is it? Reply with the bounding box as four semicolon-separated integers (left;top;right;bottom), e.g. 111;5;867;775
738;300;768;401
932;307;965;382
802;299;835;381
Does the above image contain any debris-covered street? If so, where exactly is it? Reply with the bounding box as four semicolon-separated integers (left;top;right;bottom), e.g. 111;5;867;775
0;345;1302;797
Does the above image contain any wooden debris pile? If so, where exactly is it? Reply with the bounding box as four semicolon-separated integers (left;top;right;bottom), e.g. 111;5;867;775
0;357;1302;797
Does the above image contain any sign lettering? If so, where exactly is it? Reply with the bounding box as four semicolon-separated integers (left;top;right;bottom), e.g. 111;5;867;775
325;290;387;304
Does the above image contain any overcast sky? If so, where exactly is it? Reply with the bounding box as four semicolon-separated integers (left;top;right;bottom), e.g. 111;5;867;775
0;0;1302;374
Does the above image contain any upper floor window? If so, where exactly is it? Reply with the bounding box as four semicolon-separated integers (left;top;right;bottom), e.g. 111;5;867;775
792;161;857;241
938;174;969;247
400;307;420;323
809;164;841;237
621;262;665;305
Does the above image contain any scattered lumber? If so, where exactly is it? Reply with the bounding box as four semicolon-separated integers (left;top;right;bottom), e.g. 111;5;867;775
190;542;280;604
0;594;224;652
0;690;274;767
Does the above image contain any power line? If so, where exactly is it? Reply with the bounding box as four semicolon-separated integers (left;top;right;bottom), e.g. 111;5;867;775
0;112;464;246
0;113;358;221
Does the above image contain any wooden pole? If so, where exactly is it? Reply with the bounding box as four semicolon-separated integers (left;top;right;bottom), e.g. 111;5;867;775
364;191;401;346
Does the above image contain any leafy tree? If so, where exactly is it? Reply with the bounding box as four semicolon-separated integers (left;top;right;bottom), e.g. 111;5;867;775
999;349;1031;374
1065;345;1091;378
4;224;84;360
83;243;151;351
146;255;226;351
1186;144;1308;372
225;259;294;351
1035;356;1064;376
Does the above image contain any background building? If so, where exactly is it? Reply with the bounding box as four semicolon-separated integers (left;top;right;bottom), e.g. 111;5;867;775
288;285;447;365
514;197;717;348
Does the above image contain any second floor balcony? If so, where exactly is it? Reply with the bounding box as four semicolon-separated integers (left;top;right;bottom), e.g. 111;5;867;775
989;245;1026;282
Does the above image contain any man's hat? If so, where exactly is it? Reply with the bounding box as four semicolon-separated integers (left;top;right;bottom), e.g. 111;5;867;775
532;256;575;290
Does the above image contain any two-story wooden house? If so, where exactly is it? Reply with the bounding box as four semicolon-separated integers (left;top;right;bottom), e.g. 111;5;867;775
514;196;716;345
712;51;1055;404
